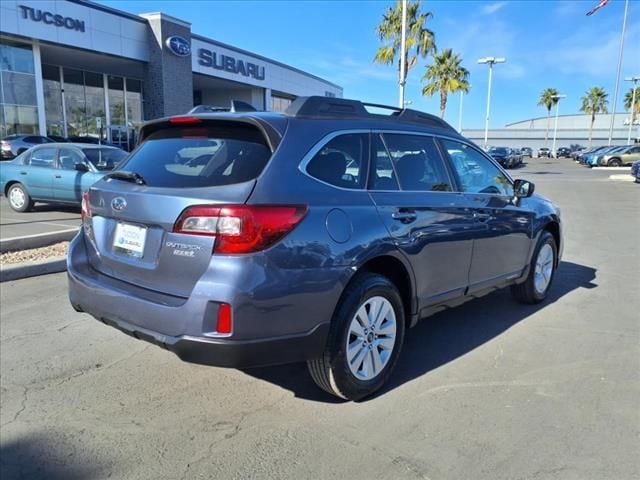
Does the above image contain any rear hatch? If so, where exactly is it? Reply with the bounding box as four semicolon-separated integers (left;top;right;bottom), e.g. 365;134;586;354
83;118;275;297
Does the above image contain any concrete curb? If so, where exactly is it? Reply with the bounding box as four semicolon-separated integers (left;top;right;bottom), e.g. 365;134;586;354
608;174;635;182
592;166;632;171
0;256;67;282
0;228;78;254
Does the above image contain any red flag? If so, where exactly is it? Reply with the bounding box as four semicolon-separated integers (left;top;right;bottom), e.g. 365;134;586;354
586;0;609;16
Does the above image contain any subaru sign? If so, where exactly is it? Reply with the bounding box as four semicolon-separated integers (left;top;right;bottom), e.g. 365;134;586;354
165;36;191;57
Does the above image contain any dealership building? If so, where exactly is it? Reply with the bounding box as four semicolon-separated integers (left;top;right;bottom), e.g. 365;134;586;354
0;0;343;142
464;113;639;150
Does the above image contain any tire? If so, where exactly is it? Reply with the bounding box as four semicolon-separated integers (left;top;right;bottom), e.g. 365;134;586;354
511;231;557;304
7;183;33;212
608;158;622;167
307;273;406;401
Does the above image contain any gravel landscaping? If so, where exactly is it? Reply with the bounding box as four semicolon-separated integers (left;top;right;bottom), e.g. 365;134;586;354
0;242;69;265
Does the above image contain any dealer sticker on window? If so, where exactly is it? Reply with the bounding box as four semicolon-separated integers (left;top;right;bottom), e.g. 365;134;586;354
113;222;147;258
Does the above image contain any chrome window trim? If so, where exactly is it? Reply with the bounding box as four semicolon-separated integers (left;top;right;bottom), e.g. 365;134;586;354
298;128;463;195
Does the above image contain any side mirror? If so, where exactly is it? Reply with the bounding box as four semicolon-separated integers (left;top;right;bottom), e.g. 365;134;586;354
513;179;535;198
74;162;89;172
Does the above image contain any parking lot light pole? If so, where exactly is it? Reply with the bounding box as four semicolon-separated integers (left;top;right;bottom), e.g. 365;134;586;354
398;0;408;108
625;76;639;144
478;57;506;148
551;94;567;157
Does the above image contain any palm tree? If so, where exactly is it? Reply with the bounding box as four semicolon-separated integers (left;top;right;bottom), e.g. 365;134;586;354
580;87;609;148
624;87;639;127
537;88;560;147
374;0;436;91
421;49;470;118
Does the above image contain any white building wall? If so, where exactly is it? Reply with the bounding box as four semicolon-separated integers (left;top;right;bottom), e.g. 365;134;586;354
191;37;342;99
0;0;149;61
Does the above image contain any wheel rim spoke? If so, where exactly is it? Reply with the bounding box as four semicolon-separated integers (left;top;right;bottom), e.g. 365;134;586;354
371;347;383;374
534;244;554;294
350;344;368;371
346;296;397;381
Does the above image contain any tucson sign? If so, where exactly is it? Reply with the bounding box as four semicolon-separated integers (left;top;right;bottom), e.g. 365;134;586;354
197;48;266;81
19;5;85;32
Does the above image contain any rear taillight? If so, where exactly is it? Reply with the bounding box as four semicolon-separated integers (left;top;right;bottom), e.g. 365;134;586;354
81;192;92;221
173;205;308;254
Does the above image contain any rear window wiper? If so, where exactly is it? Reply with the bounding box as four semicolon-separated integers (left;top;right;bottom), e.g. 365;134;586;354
104;170;146;185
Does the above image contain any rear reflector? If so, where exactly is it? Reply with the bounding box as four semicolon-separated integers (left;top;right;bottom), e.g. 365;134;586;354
168;116;202;125
81;191;92;221
173;205;308;254
217;303;233;334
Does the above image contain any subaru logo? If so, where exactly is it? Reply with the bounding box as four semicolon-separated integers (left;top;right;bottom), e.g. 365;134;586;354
165;36;191;57
111;197;127;212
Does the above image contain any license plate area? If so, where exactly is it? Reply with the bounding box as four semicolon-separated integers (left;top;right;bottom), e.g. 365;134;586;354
113;222;147;258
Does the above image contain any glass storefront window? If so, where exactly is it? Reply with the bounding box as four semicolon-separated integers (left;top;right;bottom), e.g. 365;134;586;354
272;95;293;113
108;75;125;126
1;40;38;137
126;78;142;126
0;42;35;74
43;65;64;136
63;68;87;137
84;72;105;137
1;72;37;105
3;105;38;135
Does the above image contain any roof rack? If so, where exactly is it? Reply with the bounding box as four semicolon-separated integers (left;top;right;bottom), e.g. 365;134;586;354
189;100;258;114
284;96;456;132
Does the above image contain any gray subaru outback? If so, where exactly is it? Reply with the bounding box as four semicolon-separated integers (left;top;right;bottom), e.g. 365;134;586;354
68;96;563;400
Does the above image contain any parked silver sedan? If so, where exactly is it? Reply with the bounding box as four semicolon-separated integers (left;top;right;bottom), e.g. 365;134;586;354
1;134;53;160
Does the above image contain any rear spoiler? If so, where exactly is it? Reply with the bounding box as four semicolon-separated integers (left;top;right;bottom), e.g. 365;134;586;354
136;115;281;153
189;100;258;114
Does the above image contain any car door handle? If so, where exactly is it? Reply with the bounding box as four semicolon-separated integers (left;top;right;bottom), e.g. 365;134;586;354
19;171;27;175
474;211;494;222
392;210;417;223
55;174;62;178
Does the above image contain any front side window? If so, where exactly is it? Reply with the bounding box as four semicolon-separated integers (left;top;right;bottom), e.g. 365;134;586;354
58;148;85;170
28;147;57;168
306;133;368;189
440;139;513;196
381;133;452;192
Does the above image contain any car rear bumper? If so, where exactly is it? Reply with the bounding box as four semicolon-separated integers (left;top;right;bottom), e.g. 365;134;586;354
75;307;330;368
67;233;341;368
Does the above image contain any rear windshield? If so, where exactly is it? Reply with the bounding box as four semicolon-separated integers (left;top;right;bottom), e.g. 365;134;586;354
83;148;127;171
118;125;271;188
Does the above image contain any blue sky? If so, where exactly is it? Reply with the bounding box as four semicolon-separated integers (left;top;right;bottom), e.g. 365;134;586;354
98;0;639;129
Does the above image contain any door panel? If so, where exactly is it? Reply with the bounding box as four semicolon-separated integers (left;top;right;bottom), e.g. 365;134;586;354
438;138;534;290
24;147;57;199
464;194;533;288
54;147;95;202
369;133;476;306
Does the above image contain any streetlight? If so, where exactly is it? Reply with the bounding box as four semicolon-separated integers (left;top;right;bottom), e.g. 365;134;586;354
624;76;639;145
398;0;408;108
477;57;506;148
551;94;567;157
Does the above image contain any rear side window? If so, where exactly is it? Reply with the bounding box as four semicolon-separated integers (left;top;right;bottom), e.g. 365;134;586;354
119;124;271;188
381;134;452;192
28;147;57;167
305;133;368;189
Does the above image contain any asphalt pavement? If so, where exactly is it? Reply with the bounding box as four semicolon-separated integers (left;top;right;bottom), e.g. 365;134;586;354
1;158;638;480
0;197;80;241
